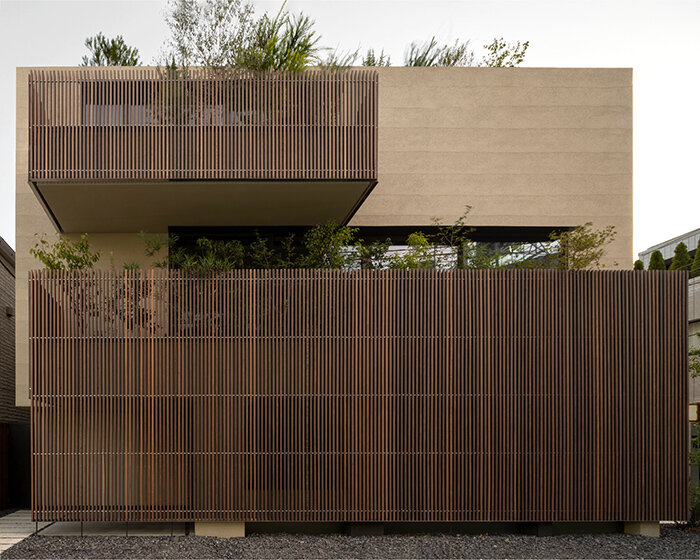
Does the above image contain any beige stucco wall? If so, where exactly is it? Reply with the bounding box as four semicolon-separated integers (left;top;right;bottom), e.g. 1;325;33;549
351;67;633;268
15;66;633;406
15;69;159;404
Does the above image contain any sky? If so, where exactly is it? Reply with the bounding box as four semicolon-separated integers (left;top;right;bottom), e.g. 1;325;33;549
0;0;698;259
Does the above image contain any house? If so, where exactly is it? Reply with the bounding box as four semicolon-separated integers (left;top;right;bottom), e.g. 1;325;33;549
16;66;686;536
638;228;700;480
638;227;699;270
638;229;699;398
0;237;30;510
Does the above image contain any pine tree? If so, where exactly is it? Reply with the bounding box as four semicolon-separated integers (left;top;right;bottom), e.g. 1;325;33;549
81;33;140;66
648;250;666;270
669;242;691;271
691;240;700;278
633;259;644;270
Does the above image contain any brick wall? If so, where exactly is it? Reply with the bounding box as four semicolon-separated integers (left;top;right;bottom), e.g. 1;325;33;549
0;246;29;424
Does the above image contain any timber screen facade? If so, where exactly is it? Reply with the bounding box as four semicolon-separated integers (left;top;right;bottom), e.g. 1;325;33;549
30;269;687;522
28;69;377;182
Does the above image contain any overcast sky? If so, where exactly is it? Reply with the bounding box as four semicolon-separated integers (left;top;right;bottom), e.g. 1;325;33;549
1;0;698;259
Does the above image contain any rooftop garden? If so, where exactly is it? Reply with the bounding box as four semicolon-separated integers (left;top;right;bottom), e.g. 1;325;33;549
80;0;529;71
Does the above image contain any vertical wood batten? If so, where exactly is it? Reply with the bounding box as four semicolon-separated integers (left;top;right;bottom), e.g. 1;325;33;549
27;69;378;182
29;270;687;522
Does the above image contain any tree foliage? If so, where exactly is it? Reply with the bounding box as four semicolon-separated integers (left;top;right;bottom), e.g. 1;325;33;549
163;0;255;68
162;0;529;71
239;7;320;71
481;37;529;67
633;259;644;270
389;232;437;269
692;240;700;278
362;49;390;67
670;241;692;271
132;207;615;273
297;222;357;269
172;238;245;271
30;234;101;270
247;232;276;269
438;39;476;67
405;37;475;67
137;231;178;268
320;48;360;70
551;223;617;270
405;37;441;67
163;0;319;71
81;33;140;66
356;238;392;269
648;250;667;270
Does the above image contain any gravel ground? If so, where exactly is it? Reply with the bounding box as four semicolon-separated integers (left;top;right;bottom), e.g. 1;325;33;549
3;526;700;559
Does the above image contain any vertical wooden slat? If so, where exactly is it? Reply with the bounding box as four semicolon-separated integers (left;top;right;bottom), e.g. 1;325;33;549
27;69;377;182
29;270;688;523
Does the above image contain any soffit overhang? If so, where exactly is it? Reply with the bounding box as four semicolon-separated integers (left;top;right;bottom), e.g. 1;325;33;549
27;68;378;232
34;179;375;233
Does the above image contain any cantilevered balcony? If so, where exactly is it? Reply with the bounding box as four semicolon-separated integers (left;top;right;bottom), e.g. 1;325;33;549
27;68;378;232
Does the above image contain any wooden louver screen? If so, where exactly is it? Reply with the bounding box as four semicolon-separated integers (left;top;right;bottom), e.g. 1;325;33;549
28;69;377;181
30;269;687;522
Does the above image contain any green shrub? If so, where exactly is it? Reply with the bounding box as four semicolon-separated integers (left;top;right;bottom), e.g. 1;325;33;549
670;242;692;271
633;259;644;270
247;232;276;269
691;240;700;278
356;238;392;270
132;211;618;272
171;238;245;272
690;484;700;527
298;221;358;269
389;232;436;269
30;234;100;270
648;250;666;270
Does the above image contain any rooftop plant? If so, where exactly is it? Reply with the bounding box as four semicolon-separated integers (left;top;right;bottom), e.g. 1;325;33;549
82;0;529;71
81;33;140;66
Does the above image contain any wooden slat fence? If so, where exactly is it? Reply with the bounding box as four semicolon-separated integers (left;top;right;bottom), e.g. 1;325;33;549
29;269;688;522
28;69;377;182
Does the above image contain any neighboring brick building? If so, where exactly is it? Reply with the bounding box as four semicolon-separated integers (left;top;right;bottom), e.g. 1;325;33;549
0;236;29;510
0;237;28;425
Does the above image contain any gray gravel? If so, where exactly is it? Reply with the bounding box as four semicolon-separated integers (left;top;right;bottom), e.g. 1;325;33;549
3;527;700;559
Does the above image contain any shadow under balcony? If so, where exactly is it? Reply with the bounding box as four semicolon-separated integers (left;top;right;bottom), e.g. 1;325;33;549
27;68;378;232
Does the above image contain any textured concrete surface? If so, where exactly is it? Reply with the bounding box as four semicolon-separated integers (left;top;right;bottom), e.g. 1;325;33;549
0;510;49;554
40;522;186;537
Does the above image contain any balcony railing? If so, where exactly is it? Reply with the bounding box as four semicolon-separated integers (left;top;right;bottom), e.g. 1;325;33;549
28;69;377;182
29;269;687;522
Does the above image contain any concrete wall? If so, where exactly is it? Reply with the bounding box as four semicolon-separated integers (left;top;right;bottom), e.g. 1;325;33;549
15;66;634;406
351;67;633;268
